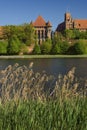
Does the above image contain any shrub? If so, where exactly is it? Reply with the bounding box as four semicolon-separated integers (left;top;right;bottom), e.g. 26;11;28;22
20;43;29;54
7;35;21;55
63;29;75;39
33;44;41;54
52;40;69;54
51;43;61;54
41;40;52;54
60;40;70;54
0;41;8;55
74;39;87;54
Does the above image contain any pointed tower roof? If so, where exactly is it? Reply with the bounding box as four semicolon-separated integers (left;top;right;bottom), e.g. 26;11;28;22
46;21;52;27
32;15;47;27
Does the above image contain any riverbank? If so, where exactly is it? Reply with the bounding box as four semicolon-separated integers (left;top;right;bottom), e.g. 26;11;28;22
0;54;87;59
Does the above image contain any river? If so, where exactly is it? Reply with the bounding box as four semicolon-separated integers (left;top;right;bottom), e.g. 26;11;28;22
0;58;87;78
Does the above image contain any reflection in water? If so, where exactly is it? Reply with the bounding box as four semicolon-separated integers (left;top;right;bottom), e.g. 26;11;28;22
0;58;87;78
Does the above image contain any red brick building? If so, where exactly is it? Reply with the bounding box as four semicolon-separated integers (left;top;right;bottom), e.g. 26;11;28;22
56;13;87;32
32;15;52;44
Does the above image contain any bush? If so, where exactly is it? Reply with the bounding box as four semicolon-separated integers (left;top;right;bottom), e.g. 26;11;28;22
51;43;61;54
41;40;52;54
60;41;70;54
52;40;69;54
7;35;21;55
74;39;87;54
0;41;8;55
51;35;62;54
33;44;41;54
20;43;29;54
63;29;75;39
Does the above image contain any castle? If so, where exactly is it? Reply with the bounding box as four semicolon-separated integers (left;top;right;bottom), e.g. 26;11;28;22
56;12;87;32
0;13;87;42
32;15;52;44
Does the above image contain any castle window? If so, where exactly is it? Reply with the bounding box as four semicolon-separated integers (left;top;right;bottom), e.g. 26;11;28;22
79;24;81;26
67;19;70;22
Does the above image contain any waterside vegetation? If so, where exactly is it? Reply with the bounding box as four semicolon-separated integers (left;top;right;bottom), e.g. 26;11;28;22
0;63;87;129
1;25;87;55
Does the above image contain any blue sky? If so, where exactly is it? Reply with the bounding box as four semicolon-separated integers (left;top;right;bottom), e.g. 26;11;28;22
0;0;87;30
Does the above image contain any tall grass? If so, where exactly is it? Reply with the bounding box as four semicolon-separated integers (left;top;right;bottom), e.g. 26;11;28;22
0;63;87;130
0;98;87;130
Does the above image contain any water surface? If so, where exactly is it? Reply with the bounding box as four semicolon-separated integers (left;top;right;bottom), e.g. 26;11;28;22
0;58;87;78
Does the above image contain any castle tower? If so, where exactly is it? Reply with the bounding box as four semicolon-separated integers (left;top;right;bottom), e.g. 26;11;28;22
32;16;52;44
65;13;73;29
46;21;52;39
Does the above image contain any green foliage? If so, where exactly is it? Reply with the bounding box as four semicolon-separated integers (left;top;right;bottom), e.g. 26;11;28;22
52;35;69;54
51;43;61;54
74;39;87;54
3;24;36;45
73;29;81;39
41;40;52;54
20;43;29;54
33;44;41;54
60;41;70;54
51;35;61;54
7;35;21;55
63;29;87;40
3;25;12;40
23;23;35;45
79;31;87;39
63;29;75;39
0;41;8;55
2;24;87;55
55;32;64;41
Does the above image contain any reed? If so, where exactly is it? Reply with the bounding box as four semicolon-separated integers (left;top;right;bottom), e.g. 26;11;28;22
0;63;87;130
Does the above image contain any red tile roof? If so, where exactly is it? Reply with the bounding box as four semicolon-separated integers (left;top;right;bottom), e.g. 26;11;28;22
74;19;87;29
32;16;52;27
33;16;46;27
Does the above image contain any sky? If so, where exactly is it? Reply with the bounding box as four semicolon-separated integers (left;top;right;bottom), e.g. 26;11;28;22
0;0;87;30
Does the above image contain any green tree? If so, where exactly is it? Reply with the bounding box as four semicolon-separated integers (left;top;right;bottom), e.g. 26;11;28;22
20;43;29;54
33;44;41;54
51;44;61;54
0;41;8;55
73;29;80;39
55;32;64;41
3;24;36;45
3;25;12;40
23;24;35;45
74;39;87;54
52;35;62;54
63;29;75;40
7;35;21;55
60;41;70;54
41;40;52;54
79;31;87;39
52;34;70;54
